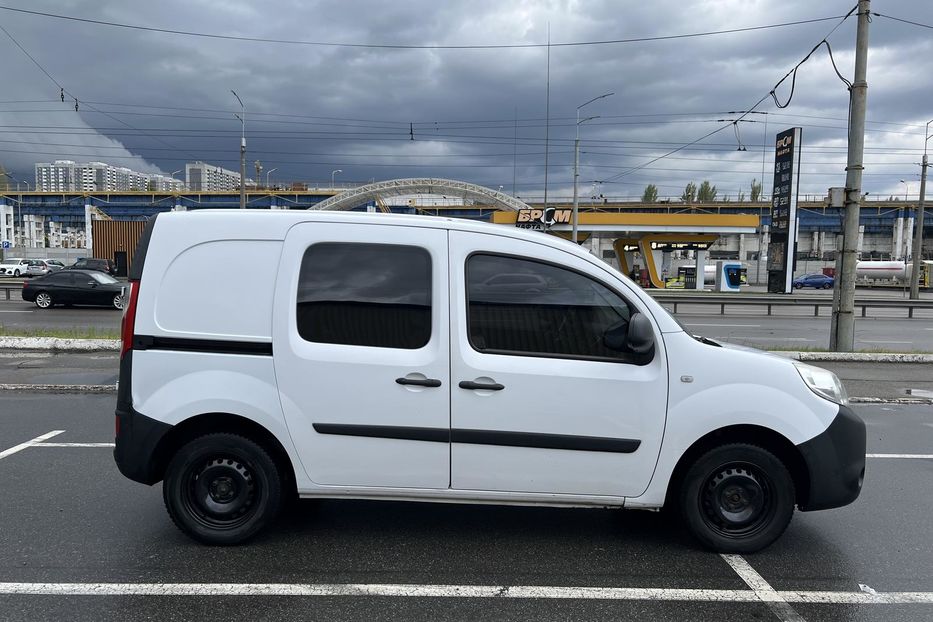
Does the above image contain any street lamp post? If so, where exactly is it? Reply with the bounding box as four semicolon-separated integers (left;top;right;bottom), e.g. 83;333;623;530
573;92;613;243
331;169;342;187
170;169;182;191
909;119;932;299
231;90;246;209
266;168;278;190
899;179;910;202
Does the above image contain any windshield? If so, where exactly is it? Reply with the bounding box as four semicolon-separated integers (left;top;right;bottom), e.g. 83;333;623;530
90;272;119;284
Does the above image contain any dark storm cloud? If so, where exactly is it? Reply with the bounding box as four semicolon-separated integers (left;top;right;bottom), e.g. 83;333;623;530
0;0;930;199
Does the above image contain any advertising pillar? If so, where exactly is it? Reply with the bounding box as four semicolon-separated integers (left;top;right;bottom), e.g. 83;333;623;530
767;128;803;293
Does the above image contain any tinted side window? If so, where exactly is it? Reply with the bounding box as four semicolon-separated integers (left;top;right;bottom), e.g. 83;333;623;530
46;273;74;285
467;254;636;361
297;243;431;349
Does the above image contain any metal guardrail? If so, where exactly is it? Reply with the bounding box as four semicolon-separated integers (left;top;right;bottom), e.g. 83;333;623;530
650;293;933;318
3;282;931;318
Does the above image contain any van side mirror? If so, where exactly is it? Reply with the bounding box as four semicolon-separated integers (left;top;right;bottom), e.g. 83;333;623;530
604;313;654;354
626;313;655;354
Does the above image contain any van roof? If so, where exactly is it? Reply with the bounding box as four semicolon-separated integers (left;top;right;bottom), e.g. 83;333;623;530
154;209;586;254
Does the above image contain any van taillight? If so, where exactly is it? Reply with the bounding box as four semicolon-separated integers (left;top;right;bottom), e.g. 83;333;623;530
121;280;140;359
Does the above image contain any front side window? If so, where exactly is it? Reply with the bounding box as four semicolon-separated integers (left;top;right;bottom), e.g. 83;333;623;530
467;253;639;361
297;242;431;349
90;272;118;284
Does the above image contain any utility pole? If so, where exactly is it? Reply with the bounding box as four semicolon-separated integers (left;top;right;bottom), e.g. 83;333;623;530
830;0;870;351
231;90;246;209
909;144;929;298
573;92;613;244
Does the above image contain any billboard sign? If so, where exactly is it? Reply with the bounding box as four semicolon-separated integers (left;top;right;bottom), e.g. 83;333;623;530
768;127;802;293
515;208;572;230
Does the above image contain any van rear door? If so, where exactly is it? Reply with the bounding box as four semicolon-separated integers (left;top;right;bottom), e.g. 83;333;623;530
273;222;450;489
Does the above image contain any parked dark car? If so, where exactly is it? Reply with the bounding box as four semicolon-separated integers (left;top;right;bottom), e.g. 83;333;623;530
22;270;125;309
793;273;835;289
66;257;117;276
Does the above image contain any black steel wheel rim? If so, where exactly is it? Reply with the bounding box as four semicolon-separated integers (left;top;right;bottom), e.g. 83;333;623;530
181;455;259;530
699;462;775;540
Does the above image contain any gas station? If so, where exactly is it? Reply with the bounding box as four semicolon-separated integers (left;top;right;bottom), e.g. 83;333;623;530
491;208;759;290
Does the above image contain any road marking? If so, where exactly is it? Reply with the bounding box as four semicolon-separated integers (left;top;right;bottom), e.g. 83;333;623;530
721;555;806;622
860;340;913;344
867;453;933;459
33;442;115;448
683;323;761;328
0;310;31;313
0;430;64;460
0;582;930;604
746;338;815;342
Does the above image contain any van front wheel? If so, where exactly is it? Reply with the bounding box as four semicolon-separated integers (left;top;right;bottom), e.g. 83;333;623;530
163;433;282;545
679;443;794;553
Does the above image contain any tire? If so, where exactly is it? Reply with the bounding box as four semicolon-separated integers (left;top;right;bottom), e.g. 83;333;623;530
163;433;282;545
793;283;801;289
679;443;795;553
35;291;53;309
112;293;124;310
823;282;833;289
13;269;20;277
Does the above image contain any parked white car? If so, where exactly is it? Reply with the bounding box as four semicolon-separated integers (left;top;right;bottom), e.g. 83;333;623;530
114;211;865;552
0;257;31;276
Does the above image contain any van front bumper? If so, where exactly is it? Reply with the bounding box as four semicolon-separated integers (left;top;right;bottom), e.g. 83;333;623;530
796;404;866;511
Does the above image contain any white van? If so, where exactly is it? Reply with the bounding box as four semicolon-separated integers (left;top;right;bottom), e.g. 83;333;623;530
114;210;865;552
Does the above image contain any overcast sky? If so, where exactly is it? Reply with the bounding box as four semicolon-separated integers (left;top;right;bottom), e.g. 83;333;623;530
0;0;931;201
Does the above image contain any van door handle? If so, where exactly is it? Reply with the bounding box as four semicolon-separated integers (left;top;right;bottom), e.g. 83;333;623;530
396;377;442;388
458;380;505;391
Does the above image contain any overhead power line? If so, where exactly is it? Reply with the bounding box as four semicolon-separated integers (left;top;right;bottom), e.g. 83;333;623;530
872;12;933;30
0;5;848;49
596;4;859;184
0;22;200;162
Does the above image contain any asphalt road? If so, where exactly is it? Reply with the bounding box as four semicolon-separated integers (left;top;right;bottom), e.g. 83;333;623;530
1;394;931;621
2;295;933;352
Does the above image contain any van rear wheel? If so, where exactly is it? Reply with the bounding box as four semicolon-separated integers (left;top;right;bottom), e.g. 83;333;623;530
163;433;282;545
679;443;794;553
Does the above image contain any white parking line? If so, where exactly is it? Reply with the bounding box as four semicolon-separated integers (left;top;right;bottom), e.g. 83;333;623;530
721;554;806;622
34;442;115;448
0;430;64;460
683;324;761;328
13;442;932;459
747;338;815;341
860;340;913;344
0;582;930;604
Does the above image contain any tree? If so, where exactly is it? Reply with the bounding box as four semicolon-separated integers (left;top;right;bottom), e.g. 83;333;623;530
750;178;762;202
641;184;659;203
737;190;746;202
697;180;717;202
0;165;9;191
680;182;697;203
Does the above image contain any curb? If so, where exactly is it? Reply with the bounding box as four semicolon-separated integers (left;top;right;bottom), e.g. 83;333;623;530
0;383;927;403
849;396;933;405
0;383;116;393
0;338;932;363
0;337;119;352
771;351;933;363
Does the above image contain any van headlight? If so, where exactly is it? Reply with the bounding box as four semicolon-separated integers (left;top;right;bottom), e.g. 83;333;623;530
794;363;848;405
